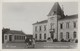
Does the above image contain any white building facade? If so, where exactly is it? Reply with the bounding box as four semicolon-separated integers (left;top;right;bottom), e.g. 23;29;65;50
33;2;78;42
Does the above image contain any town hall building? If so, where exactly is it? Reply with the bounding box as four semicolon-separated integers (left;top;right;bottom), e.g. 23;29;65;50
33;2;78;42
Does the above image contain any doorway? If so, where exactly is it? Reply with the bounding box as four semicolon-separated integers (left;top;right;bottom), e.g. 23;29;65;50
9;35;12;41
50;32;54;39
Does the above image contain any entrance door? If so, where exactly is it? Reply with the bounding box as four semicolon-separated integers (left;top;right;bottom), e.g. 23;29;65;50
60;32;63;40
50;32;54;39
66;32;69;40
50;29;55;39
9;35;12;41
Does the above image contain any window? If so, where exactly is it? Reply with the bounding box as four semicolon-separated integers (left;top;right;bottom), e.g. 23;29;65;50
66;32;69;39
73;31;76;38
16;36;18;40
44;33;46;39
35;26;37;32
40;34;42;39
35;34;37;39
5;35;7;40
39;26;41;31
50;23;54;30
60;32;63;39
21;36;25;40
17;36;21;40
66;22;69;28
23;36;25;40
21;36;22;40
15;35;17;40
20;36;21;40
73;22;76;28
17;36;19;40
44;25;46;31
60;23;63;29
19;36;20;40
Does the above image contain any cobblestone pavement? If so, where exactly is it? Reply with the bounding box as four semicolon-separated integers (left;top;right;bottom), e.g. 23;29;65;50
2;42;78;49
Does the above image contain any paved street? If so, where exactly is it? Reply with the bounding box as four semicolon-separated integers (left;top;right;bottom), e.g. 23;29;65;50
2;42;78;49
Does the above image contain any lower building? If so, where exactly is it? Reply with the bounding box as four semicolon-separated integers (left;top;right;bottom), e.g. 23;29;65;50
4;30;26;43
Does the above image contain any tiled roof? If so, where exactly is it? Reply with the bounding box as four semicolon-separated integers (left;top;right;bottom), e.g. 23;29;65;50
33;20;48;25
47;2;64;16
59;14;78;20
33;14;78;25
5;30;26;35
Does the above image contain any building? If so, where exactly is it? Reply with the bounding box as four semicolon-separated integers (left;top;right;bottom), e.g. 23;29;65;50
33;2;78;42
3;29;26;43
26;34;33;39
2;28;10;43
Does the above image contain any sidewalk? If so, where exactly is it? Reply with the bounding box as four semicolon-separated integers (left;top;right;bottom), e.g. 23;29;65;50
2;42;78;49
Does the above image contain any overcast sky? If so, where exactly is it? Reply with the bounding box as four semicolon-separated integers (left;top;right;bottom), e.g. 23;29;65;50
2;2;78;34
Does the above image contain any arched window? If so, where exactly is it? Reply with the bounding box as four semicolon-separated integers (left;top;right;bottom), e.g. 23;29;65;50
66;32;69;39
73;31;76;38
66;22;69;28
40;34;42;39
44;25;46;31
35;34;37;39
39;26;41;31
73;22;76;28
35;26;37;32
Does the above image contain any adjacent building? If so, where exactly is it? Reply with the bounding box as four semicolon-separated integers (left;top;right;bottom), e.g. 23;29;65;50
33;2;78;42
2;28;33;43
3;29;26;43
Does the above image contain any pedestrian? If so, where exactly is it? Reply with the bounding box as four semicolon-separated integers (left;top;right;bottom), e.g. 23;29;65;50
29;39;32;45
25;37;29;48
28;38;32;48
32;38;35;48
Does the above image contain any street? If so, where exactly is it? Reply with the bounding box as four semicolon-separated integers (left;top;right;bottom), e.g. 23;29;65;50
2;42;78;49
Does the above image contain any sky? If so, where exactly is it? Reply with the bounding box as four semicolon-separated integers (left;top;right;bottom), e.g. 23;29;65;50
2;2;78;34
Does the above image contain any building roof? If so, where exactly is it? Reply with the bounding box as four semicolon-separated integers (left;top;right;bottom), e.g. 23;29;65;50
33;14;78;25
33;20;48;25
47;2;64;16
5;30;26;35
59;14;78;20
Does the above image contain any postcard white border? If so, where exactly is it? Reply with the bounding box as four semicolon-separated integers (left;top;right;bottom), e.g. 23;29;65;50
0;0;80;51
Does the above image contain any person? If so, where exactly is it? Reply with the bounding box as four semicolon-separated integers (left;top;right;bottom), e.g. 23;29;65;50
25;37;29;48
32;38;35;48
29;39;32;45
